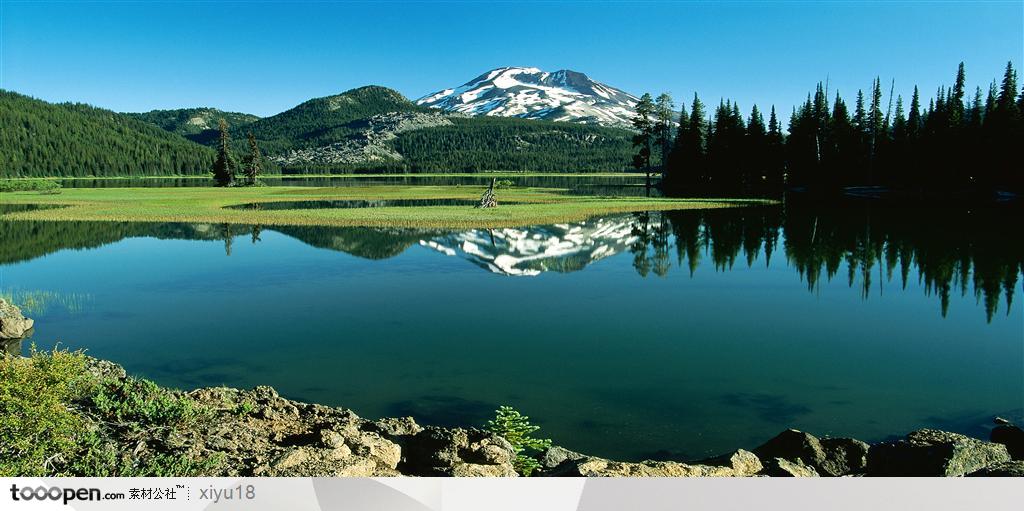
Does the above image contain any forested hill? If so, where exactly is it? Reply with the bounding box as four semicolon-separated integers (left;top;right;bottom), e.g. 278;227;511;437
0;90;215;178
126;108;260;144
2;86;634;177
240;85;430;155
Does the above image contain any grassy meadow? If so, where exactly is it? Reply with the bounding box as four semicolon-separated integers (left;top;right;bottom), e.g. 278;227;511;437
0;185;769;228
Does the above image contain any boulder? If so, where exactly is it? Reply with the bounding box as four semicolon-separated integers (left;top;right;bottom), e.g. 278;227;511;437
539;446;587;471
695;449;764;476
544;450;761;478
760;457;819;477
965;460;1024;477
398;426;517;477
0;298;34;339
990;424;1024;460
753;429;826;467
867;429;1010;476
752;429;867;476
819;437;870;476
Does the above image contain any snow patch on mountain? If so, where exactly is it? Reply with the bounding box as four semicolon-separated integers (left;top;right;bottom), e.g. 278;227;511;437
417;67;639;127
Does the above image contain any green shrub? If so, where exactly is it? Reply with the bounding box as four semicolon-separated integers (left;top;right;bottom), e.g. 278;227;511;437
0;347;219;476
0;346;94;476
90;376;205;427
485;406;552;476
0;179;62;194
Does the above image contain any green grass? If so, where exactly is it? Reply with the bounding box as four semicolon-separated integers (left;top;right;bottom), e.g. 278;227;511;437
11;172;647;181
0;346;220;476
0;185;770;228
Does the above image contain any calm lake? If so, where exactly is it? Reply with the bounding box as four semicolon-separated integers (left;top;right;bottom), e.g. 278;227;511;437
1;201;1021;460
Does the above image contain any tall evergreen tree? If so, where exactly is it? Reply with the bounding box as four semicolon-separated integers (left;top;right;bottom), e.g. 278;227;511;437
666;93;707;189
243;131;263;186
766;106;785;186
631;93;656;188
949;62;967;127
907;86;922;140
745;104;767;187
868;78;885;183
653;93;676;175
211;119;237;187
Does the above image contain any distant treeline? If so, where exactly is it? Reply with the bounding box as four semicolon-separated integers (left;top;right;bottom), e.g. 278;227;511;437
642;61;1023;194
0;90;215;177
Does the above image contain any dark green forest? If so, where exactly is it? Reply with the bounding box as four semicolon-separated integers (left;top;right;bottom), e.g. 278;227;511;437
380;117;632;173
657;61;1024;194
0;90;215;177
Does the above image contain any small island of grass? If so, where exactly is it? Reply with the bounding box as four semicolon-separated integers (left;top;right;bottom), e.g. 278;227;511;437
0;184;769;229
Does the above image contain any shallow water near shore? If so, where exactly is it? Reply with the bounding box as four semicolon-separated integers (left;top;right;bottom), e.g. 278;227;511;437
1;201;1021;460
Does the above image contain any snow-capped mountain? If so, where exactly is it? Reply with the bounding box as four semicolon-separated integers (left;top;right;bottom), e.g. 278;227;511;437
417;67;639;127
419;215;638;276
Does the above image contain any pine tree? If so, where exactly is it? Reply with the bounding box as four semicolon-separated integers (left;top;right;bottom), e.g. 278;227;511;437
997;61;1019;114
243;131;263;186
766;106;785;187
868;78;885;184
631;93;656;187
212;119;237;186
745;104;766;187
653;93;675;175
907;86;922;140
949;62;967;128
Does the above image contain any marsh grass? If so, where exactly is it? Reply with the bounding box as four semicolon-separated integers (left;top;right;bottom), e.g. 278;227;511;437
0;185;768;228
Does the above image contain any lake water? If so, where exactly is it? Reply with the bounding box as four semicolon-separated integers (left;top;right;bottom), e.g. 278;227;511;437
1;201;1021;461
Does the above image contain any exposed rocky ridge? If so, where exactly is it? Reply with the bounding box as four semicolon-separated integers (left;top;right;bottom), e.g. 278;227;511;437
270;111;455;166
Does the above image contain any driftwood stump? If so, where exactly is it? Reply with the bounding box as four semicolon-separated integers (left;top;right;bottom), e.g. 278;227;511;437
476;178;498;208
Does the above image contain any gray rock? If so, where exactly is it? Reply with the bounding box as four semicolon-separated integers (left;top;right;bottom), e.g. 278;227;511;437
990;424;1024;460
0;298;34;340
867;429;1011;476
696;449;764;476
371;416;424;437
965;460;1024;477
753;429;826;467
544;450;762;478
539;446;587;470
819;437;870;476
399;426;517;477
760;457;820;477
753;429;869;476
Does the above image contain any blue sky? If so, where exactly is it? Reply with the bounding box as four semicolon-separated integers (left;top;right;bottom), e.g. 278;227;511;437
2;1;1021;117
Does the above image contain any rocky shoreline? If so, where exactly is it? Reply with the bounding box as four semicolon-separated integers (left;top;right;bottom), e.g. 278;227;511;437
1;298;1021;478
74;358;1023;478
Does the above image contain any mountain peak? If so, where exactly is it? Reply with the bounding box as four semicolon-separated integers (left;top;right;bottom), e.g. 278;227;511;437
417;67;637;127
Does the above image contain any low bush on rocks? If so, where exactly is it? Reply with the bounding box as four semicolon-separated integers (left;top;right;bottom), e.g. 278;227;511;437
485;406;552;476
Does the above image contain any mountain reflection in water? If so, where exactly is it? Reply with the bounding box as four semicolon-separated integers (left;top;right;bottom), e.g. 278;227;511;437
1;201;1020;320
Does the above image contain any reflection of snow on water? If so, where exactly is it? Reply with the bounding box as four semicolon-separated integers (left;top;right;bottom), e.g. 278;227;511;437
420;216;639;276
